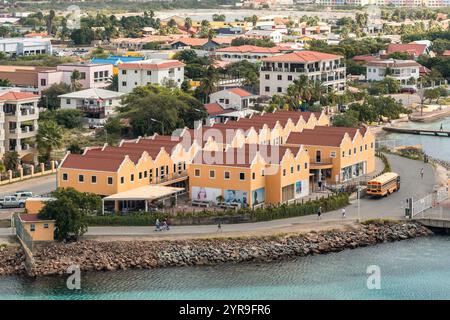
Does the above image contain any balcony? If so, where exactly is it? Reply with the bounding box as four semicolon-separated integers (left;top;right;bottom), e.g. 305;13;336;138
150;172;188;186
310;158;334;169
5;108;38;122
8;126;36;139
77;106;106;114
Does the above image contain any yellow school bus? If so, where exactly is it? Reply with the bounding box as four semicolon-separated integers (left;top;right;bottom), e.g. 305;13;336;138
367;172;400;197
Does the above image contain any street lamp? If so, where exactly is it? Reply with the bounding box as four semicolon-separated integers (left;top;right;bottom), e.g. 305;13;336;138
357;182;361;223
150;118;164;135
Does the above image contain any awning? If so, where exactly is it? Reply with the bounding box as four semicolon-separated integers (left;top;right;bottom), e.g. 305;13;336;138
103;185;184;201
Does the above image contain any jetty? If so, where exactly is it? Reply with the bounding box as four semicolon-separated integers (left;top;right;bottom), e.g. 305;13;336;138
383;127;450;137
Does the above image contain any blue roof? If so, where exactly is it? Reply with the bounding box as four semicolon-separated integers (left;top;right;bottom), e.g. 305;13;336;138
91;55;144;66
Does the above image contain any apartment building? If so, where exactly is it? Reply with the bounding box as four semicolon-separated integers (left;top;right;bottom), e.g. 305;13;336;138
58;88;125;126
0;90;40;161
285;126;375;184
215;45;285;63
366;59;421;84
0;37;52;57
118;59;185;93
189;144;310;207
244;29;283;43
0;65;55;93
259;51;346;97
38;63;113;93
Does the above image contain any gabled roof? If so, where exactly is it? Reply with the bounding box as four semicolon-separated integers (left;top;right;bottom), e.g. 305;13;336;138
262;50;343;63
204;102;226;116
171;38;208;47
228;87;254;97
386;43;427;56
58;88;125;100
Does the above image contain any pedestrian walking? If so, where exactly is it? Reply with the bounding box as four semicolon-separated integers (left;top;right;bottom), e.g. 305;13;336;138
318;180;322;191
155;218;161;232
317;206;322;220
420;168;424;179
341;208;346;219
165;217;170;231
217;220;222;232
162;220;168;231
440;123;444;131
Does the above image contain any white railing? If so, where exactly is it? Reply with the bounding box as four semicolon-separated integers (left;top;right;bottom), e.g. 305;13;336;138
412;186;449;218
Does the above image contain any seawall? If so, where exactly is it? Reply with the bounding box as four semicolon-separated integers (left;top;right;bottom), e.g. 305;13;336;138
23;222;432;277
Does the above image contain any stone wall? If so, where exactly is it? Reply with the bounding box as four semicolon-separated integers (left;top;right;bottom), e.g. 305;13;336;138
24;222;432;277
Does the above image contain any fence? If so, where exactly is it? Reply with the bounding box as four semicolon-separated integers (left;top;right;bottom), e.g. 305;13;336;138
13;214;33;252
0;161;56;186
412;186;449;218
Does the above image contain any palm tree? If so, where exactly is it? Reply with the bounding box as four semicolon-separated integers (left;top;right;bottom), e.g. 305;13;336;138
36;120;63;163
70;70;82;91
0;78;12;87
107;75;118;91
3;151;20;171
286;75;313;110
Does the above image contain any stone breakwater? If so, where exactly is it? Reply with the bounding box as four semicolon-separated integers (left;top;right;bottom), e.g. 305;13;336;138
0;245;26;276
0;222;434;277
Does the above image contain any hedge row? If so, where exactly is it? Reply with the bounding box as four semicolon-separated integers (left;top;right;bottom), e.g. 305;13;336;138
86;193;350;226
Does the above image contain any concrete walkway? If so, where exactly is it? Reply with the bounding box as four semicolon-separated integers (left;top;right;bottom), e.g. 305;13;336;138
0;154;437;240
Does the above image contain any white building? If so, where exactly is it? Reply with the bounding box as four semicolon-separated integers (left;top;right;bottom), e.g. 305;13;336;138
0;37;52;57
58;88;125;126
215;45;285;63
244;30;283;43
366;59;421;84
259;50;346;97
118;59;185;93
209;87;257;110
0;90;40;161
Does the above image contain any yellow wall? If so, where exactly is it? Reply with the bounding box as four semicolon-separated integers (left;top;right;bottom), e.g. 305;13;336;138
23;220;55;241
25;199;50;214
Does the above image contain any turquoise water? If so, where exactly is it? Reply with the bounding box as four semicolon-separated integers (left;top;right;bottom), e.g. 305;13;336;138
383;116;450;161
1;236;450;300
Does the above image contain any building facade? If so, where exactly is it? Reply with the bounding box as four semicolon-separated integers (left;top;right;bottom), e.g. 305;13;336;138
118;59;185;93
0;37;52;56
366;59;421;84
259;51;346;96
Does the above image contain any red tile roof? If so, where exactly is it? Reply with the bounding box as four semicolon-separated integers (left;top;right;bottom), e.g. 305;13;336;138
386;43;427;57
216;45;282;54
443;50;450;56
119;60;185;70
353;54;380;62
228;87;253;97
0;91;39;101
20;214;49;222
262;50;343;63
172;38;208;47
204;103;226;116
286;126;367;147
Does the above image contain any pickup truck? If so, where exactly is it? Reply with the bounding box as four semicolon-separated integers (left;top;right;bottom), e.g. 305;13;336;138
0;196;25;208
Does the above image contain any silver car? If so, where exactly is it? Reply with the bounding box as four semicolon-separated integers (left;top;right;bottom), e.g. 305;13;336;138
0;196;25;208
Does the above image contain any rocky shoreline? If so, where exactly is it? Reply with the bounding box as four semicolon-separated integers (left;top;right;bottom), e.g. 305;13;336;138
0;222;433;277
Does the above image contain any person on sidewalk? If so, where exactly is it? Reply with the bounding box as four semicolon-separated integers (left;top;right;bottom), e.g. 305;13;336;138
317;206;322;220
420;168;424;179
154;218;161;232
341;208;346;219
217;220;222;232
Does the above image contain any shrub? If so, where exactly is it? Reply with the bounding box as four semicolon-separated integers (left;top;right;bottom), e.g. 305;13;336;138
87;193;350;226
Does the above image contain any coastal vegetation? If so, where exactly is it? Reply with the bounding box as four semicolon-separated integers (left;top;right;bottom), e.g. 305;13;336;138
86;193;350;226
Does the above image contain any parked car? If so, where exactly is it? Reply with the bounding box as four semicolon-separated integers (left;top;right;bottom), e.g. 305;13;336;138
14;191;33;200
0;196;25;208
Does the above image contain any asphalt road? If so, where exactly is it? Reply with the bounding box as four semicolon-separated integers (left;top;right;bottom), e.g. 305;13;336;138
0;174;56;198
84;154;436;237
0;154;437;238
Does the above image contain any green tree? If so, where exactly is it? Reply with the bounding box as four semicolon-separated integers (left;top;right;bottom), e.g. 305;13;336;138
67;142;83;154
54;109;84;129
70;70;82;91
107;74;118;91
212;14;226;22
70;27;95;45
38;187;101;241
3;151;20;171
332;110;360;127
36;120;63;162
0;78;12;87
39;83;71;110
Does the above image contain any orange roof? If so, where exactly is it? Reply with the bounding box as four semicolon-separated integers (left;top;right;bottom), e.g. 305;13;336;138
204;103;225;116
211;37;235;45
386;43;427;56
172;38;208;47
442;50;450;56
0;91;39;101
262;50;343;63
228;87;254;97
216;45;281;54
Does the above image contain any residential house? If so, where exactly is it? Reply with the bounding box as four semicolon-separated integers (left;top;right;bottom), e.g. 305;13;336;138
209;88;257;110
215;45;285;63
366;59;421;84
118;59;185;93
58;88;125;126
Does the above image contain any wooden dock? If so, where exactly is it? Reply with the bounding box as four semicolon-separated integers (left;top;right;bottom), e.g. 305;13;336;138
383;127;450;137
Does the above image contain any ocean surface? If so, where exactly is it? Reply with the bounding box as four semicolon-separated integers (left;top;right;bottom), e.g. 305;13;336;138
382;116;450;161
1;236;450;300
